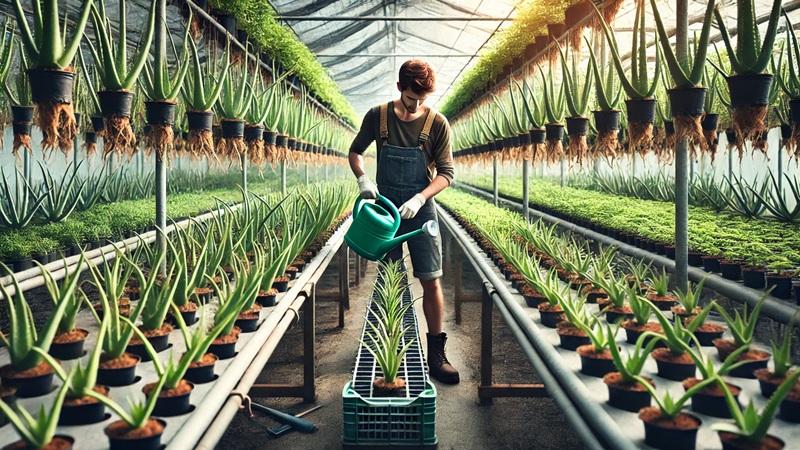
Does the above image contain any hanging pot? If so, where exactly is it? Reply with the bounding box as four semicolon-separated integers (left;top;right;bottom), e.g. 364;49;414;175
566;117;590;136
782;124;792;139
187;111;213;131
545;123;564;141
28;69;74;104
49;329;89;360
701;113;719;131
11;105;34;123
727;74;773;108
244;125;264;142
510;134;520;148
85;131;97;143
220;119;245;139
105;419;166;450
640;408;701;450
530;128;546;144
90;115;105;132
593;110;621;131
98;91;135;118
276;134;289;148
625;99;656;123
790;99;800;123
667;87;706;116
664;121;675;134
144;101;177;125
0;362;55;398
263;130;278;145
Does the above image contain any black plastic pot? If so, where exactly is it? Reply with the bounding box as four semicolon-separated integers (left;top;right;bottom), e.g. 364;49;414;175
263;130;278;145
98;90;135;118
741;267;766;289
49;330;88;360
11;105;34;123
545;123;564;141
518;132;531;146
693;328;725;347
144;101;177;125
90;115;105;132
668;87;707;116
150;382;194;417
558;332;590;351
97;355;140;387
654;358;695;381
220;119;245;139
184;356;217;384
28;68;74;104
510;135;521;148
727;74;773;107
244;125;264;142
606;309;634;324
0;368;54;398
791;99;800;123
664;121;675;134
782;124;792;139
607;383;651;412
689;383;739;418
701;113;719;131
126;333;170;362
493;138;503;151
593;110;621;131
766;274;793;300
288;137;297;150
687;252;703;267
642;413;701;450
187;111;213;131
728;358;769;379
60;397;107;425
665;245;676;260
106;419;166;450
276;134;289;148
234;316;259;333
85;131;97;144
530;129;546;144
720;261;742;280
625;99;656;123
208;341;237;360
257;293;277;307
579;353;616;378
702;256;722;273
273;280;289;293
566;117;590;136
12;121;32;136
779;397;800;423
539;309;565;328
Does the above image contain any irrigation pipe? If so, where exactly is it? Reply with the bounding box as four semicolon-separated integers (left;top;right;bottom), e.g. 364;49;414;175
456;182;800;327
168;218;348;450
438;208;638;450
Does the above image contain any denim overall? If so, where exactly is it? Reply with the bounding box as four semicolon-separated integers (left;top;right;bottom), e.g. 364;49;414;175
375;102;442;280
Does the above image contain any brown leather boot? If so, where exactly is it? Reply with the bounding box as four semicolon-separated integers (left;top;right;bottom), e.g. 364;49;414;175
427;332;460;384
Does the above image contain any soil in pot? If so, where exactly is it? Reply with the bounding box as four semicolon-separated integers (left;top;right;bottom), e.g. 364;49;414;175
582;285;607;304
235;304;262;333
651;348;696;381
0;360;55;398
50;328;89;360
60;385;109;425
3;436;74;450
577;345;616;378
538;303;564;328
520;284;546;307
604;372;653;412
105;418;166;450
693;322;726;347
605;305;634;324
256;288;279;307
185;353;218;384
273;276;290;292
718;431;784;450
639;407;702;450
713;339;771;378
754;368;788;398
683;377;740;418
127;323;173;361
622;320;662;345
209;327;241;360
97;353;140;387
557;322;591;351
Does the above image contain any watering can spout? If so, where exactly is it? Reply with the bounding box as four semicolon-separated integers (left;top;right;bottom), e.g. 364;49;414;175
378;220;439;255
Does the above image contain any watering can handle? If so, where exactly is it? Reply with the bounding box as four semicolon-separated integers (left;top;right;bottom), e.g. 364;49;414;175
352;194;399;224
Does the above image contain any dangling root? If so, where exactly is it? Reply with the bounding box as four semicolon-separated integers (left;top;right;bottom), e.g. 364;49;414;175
103;116;137;159
592;0;624;30
81;140;97;158
12;133;31;158
703;129;719;163
146;124;174;161
566;134;589;169
674;115;705;154
216;137;246;163
594;129;620;163
732;105;767;147
792;124;800;161
753;135;768;154
545;139;564;164
652;127;664;151
568;28;583;52
522;144;533;161
187;130;215;159
628;122;653;158
248;139;266;169
174;135;186;153
39;102;77;156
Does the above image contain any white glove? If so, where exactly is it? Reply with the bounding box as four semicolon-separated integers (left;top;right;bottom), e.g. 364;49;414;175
399;194;426;219
357;175;378;199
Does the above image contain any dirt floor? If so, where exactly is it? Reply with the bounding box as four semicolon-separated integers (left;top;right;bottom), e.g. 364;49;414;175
218;248;585;450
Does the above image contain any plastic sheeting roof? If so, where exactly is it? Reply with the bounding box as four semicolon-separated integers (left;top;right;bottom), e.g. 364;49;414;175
268;0;519;117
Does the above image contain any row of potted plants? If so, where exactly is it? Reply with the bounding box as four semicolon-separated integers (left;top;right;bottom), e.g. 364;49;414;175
0;183;354;448
438;187;800;450
461;174;800;301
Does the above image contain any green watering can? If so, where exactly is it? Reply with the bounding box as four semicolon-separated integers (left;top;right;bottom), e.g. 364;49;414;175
345;194;439;261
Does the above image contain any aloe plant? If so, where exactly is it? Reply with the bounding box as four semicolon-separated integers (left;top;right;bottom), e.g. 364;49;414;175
141;12;190;102
576;321;615;353
713;0;782;76
209;253;264;337
11;0;93;70
650;0;716;88
36;253;86;335
555;41;592;118
0;374;72;448
586;38;622;111
713;293;768;349
775;12;800;99
673;275;709;315
0;34;32;107
608;326;659;384
0;168;47;229
182;37;230;111
216;53;254;121
724;176;767;218
37;161;86;222
539;64;566;125
768;319;794;378
635;373;719;419
751;173;800;223
517;77;547;130
85;372;166;431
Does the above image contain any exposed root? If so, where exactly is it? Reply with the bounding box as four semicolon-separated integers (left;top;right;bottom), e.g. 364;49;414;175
568;28;584;52
174;135;186;153
592;0;624;30
792;124;800;160
187;130;215;160
628;122;653;158
248;139;266;169
674;115;705;154
566;134;589;168
732;105;767;147
753;135;768;154
81;140;97;158
545;139;564;164
39;102;77;156
532;143;545;165
103;116;137;159
217;137;246;163
522;144;533;161
145;124;174;161
12;133;31;158
594;130;620;163
703;129;719;163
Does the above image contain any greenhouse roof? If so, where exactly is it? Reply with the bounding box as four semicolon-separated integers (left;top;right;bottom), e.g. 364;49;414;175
268;0;519;117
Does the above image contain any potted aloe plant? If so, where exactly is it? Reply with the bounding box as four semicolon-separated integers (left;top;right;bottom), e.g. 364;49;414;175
0;33;35;157
714;0;783;146
754;316;795;398
586;37;623;162
605;328;659;412
11;0;92;154
208;253;264;358
536;268;568;328
701;65;721;160
645;302;715;381
38;253;88;361
713;294;772;379
538;64;566;165
173;302;237;385
775;11;800;150
517;77;547;162
621;285;662;344
671;276;707;322
85;0;157;158
594;0;661;157
557;295;592;351
645;268;678;311
215;51;254;163
713;369;800;450
0;263;74;397
681;339;751;418
126;257;179;361
591;271;633;324
575;321;617;378
0;376;74;449
182;37;229;158
555;41;592;167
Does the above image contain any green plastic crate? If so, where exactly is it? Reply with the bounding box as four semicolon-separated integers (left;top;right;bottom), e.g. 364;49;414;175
342;380;437;447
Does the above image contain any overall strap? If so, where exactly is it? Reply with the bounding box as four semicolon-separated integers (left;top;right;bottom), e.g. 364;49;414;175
418;109;436;149
379;103;389;143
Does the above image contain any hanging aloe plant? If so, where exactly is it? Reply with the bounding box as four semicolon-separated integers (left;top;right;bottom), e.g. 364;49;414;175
76;48;103;157
11;0;92;155
701;64;721;161
539;64;566;164
586;37;623;163
215;52;253;163
518;76;547;164
0;31;34;158
714;0;782;146
182;37;230;159
594;0;661;157
556;41;592;168
775;12;800;156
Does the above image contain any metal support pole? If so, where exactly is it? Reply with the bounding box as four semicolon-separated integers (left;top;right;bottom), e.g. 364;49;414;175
689;155;694;183
280;159;287;196
480;283;493;406
728;142;734;181
302;283;316;403
631;155;636;179
454;245;464;325
492;154;498;207
673;0;689;289
522;158;530;221
23;148;30;181
241;152;248;198
304;162;309;185
153;0;168;274
778;141;784;195
560;156;565;187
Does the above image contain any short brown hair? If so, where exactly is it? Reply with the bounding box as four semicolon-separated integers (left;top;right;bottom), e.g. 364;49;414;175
399;60;436;94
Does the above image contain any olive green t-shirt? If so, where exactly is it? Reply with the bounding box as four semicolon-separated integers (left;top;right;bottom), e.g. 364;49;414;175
348;102;455;184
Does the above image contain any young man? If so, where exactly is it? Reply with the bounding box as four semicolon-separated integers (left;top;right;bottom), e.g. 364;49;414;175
348;60;459;384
